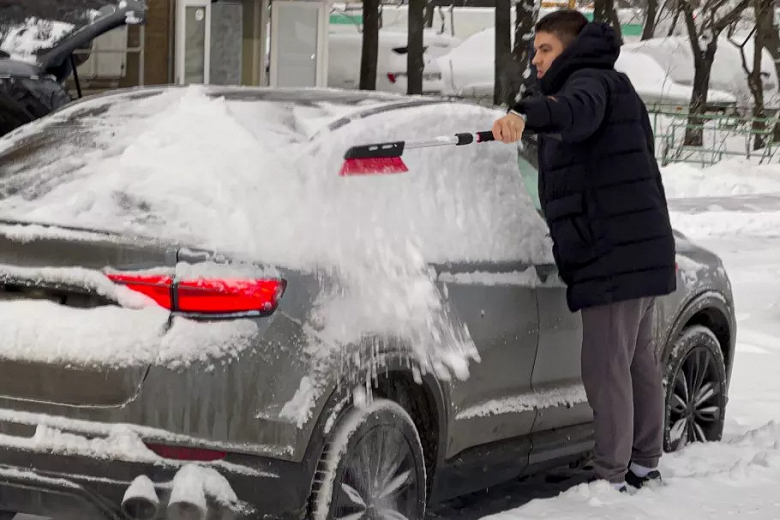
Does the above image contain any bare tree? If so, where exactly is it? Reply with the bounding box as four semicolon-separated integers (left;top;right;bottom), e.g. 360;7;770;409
680;0;751;145
360;0;381;90
728;0;773;150
593;0;623;41
494;0;513;106
642;0;660;39
755;2;780;141
424;0;437;28
511;0;540;101
408;0;426;94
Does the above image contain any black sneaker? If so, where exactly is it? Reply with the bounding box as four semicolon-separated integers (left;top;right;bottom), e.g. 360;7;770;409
625;468;663;489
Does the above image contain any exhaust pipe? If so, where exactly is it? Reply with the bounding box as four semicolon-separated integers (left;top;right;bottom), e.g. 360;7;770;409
121;475;159;520
167;466;207;520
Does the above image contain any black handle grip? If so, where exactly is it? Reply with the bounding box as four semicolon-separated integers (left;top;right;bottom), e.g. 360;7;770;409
476;130;495;143
454;131;496;146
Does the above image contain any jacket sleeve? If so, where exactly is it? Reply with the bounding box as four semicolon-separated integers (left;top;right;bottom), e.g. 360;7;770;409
638;99;656;155
637;95;670;207
510;72;608;143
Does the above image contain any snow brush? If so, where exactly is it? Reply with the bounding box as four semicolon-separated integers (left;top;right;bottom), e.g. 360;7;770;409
339;130;497;176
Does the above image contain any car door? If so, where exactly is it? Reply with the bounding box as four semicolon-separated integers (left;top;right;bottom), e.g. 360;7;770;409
436;259;541;460
0;222;177;412
516;144;594;459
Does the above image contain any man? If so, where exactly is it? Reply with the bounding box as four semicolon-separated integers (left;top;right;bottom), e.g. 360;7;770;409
492;10;677;492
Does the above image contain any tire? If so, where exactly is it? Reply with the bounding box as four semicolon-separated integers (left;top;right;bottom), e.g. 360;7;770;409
663;325;727;452
309;398;427;520
0;77;72;138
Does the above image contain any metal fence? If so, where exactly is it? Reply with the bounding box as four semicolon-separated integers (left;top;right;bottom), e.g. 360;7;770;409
648;109;780;167
451;94;780;167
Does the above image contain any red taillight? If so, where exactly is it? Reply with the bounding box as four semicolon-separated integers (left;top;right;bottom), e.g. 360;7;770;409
107;273;286;315
178;278;285;314
106;273;173;308
145;443;226;461
387;73;397;83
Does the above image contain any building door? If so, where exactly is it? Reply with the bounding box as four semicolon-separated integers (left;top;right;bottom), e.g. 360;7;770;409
268;1;328;87
176;0;212;84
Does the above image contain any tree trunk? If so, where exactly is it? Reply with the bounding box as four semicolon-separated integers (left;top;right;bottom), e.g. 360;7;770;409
494;0;512;106
424;0;436;29
360;0;380;90
666;2;681;37
511;0;538;102
747;0;771;150
684;43;718;146
407;0;426;95
641;0;659;40
757;4;780;142
593;0;623;42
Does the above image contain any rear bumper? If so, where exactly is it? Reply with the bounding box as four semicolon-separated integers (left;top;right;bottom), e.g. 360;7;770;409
0;445;310;520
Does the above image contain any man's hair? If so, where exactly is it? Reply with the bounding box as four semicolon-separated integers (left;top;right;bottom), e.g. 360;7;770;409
534;9;588;47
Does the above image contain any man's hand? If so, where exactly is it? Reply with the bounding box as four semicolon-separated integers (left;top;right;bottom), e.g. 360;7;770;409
492;113;526;144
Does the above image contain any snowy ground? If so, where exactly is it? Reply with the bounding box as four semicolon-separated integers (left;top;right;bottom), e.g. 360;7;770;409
428;157;780;519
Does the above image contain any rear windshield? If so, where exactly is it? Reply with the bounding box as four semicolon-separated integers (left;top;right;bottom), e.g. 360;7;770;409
0;87;394;205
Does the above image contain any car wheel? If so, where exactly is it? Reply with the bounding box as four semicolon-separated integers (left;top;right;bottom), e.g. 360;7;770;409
309;398;427;520
663;325;727;452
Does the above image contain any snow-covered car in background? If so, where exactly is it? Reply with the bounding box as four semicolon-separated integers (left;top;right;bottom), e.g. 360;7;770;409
620;35;779;107
0;1;144;138
0;85;736;520
614;50;736;112
328;29;459;93
437;28;742;110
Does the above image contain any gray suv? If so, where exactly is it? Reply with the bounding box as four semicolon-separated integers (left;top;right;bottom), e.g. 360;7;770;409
0;86;735;520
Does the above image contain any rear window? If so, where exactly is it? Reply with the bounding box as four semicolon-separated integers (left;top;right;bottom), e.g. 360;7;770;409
0;87;393;205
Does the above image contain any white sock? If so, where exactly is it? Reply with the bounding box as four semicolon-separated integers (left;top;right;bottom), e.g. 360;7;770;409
612;481;626;491
630;462;656;478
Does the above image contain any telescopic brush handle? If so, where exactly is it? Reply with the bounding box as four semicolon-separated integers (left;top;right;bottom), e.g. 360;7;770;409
454;131;495;146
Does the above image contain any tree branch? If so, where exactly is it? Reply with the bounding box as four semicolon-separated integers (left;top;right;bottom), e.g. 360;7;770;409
714;0;752;33
681;0;702;57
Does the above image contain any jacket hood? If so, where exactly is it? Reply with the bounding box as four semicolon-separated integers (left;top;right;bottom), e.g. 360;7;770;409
539;22;620;95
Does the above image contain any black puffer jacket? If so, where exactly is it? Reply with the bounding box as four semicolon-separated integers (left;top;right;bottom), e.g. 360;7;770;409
512;22;676;312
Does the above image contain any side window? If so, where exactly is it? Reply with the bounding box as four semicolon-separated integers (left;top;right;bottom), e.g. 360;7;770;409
517;152;541;212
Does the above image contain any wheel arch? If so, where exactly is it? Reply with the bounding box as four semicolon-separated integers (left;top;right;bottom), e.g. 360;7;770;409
311;358;449;498
662;290;736;387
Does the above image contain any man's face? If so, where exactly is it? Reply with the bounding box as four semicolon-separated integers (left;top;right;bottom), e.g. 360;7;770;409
532;31;565;79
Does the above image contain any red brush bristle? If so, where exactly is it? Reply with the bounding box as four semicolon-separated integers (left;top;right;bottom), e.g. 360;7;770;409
339;157;409;176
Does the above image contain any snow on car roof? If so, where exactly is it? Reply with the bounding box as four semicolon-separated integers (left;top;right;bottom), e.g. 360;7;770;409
0;85;552;377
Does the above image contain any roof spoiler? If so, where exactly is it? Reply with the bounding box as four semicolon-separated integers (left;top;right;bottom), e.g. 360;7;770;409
36;0;147;79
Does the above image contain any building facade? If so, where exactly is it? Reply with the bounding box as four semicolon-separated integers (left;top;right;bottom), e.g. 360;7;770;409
68;0;270;95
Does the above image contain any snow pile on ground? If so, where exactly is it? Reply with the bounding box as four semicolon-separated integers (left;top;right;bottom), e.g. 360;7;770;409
663;159;780;239
662;158;780;199
483;422;780;520
0;18;74;61
0;86;551;378
671;210;780;239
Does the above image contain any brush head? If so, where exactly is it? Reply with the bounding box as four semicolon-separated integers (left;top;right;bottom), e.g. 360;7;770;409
338;156;409;176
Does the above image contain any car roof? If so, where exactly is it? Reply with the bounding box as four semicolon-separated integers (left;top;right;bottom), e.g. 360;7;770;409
59;84;460;136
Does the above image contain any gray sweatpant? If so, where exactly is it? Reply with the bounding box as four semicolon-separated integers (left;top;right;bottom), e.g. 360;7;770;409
580;297;664;484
